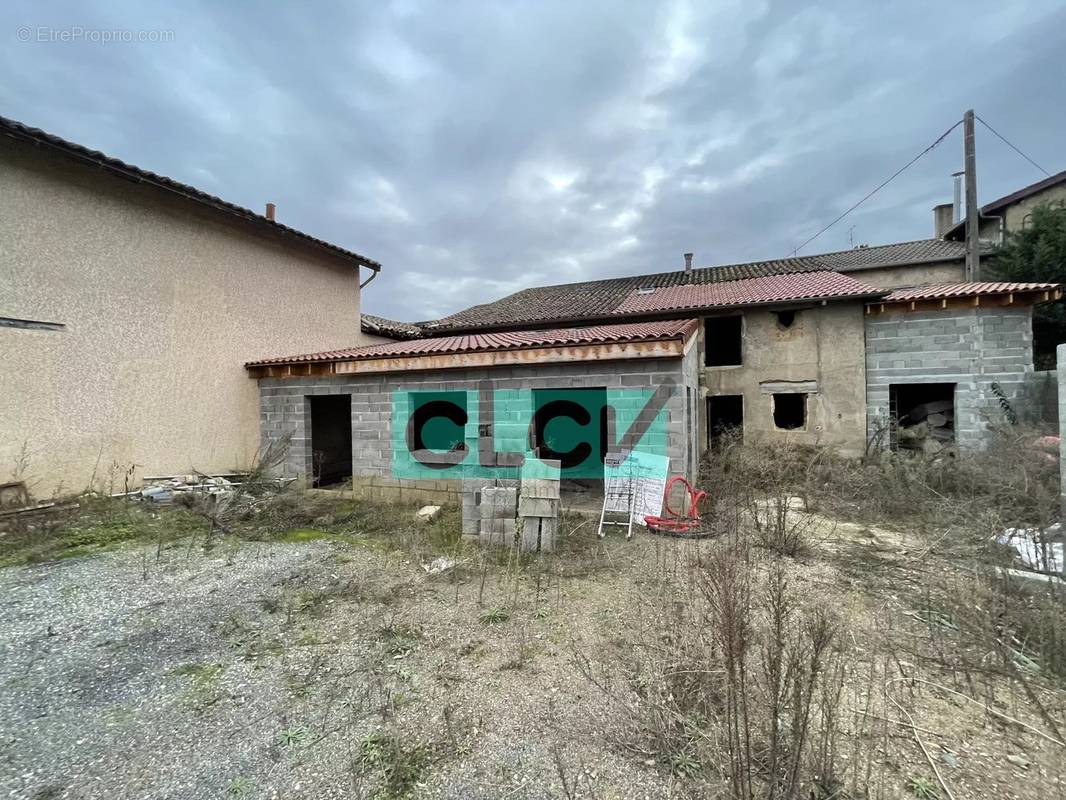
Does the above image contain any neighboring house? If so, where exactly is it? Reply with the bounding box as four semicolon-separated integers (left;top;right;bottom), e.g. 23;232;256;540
248;239;1059;500
0;116;382;497
940;168;1066;245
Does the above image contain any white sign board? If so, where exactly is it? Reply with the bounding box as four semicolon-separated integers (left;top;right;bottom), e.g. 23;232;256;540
603;451;669;526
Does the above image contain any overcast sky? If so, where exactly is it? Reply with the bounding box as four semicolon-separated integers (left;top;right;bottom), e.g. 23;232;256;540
3;1;1064;322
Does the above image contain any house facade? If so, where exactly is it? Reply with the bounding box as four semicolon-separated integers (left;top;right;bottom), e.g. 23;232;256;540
0;117;382;497
251;239;1059;498
942;168;1066;245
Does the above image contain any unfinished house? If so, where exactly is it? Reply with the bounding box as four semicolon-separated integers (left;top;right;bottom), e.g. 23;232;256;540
248;320;701;504
0;116;383;497
249;236;1060;499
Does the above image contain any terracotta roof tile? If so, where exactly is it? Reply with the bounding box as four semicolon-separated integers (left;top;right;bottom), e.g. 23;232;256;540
881;282;1060;302
247;319;698;367
616;271;879;314
427;240;965;332
360;314;424;339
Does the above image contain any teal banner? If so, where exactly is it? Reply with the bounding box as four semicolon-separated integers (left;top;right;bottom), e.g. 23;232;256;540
389;380;674;480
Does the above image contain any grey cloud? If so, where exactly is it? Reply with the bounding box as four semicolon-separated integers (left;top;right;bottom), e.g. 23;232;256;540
1;0;1063;323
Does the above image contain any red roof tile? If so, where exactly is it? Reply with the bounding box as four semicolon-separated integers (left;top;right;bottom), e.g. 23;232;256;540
881;282;1060;302
427;240;964;333
615;271;879;314
247;319;698;367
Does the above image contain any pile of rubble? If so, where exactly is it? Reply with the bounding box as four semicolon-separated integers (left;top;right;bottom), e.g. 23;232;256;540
897;399;955;455
139;474;239;504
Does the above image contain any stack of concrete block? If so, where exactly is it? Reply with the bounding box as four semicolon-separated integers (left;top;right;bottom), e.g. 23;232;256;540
462;477;520;538
518;472;561;553
479;486;517;547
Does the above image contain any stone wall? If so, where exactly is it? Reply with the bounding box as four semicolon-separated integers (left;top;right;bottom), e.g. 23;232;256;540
865;307;1034;450
257;356;692;500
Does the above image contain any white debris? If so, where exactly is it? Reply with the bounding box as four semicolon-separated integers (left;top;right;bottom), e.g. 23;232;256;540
416;505;442;522
997;524;1064;573
422;556;456;575
139;474;240;503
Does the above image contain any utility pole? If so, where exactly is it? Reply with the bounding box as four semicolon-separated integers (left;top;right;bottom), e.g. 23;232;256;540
964;109;980;281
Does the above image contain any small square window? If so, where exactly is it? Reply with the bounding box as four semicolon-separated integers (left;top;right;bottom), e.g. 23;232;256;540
704;316;742;366
772;393;806;430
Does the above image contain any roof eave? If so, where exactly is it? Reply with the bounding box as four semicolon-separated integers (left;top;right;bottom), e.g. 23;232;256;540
1;118;381;272
245;320;699;372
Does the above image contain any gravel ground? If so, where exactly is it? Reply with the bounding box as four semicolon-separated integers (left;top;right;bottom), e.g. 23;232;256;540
4;515;1064;800
0;533;690;800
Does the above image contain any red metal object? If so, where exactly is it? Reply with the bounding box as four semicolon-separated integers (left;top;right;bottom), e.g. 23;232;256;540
644;476;707;534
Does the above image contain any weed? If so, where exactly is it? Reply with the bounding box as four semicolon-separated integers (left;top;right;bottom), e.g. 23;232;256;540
358;730;429;799
275;528;333;543
378;622;422;657
225;776;255;797
669;749;701;778
170;662;225;710
478;607;510;625
276;726;310;749
906;775;941;799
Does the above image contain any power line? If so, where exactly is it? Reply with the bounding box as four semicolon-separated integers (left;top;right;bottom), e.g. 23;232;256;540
975;114;1051;177
790;119;962;256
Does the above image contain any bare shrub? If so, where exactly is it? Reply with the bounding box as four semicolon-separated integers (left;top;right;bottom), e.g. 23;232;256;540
701;434;823;556
808;424;1059;532
573;531;855;798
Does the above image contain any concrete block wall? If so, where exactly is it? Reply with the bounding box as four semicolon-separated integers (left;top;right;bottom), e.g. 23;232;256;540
257;357;690;493
866;307;1034;450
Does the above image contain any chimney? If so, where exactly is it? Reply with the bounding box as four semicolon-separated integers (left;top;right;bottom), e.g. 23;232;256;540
683;252;694;272
265;202;276;222
933;203;954;238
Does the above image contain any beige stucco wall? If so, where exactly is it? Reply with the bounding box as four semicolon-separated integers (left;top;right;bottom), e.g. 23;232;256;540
699;303;868;457
1003;183;1066;233
844;261;965;289
360;332;402;345
0;143;376;498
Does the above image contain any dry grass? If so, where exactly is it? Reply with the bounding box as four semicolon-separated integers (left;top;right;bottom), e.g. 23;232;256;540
4;431;1066;798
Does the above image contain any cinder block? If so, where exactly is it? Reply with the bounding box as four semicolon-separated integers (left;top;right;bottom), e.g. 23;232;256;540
480;487;517;519
520;478;560;500
479;517;516;547
518;496;557;518
519;517;541;552
538;516;558;552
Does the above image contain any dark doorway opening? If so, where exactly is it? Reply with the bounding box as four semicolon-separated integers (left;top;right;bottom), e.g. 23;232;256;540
889;383;955;453
704;316;743;366
708;394;744;449
309;395;353;486
532;387;608;481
